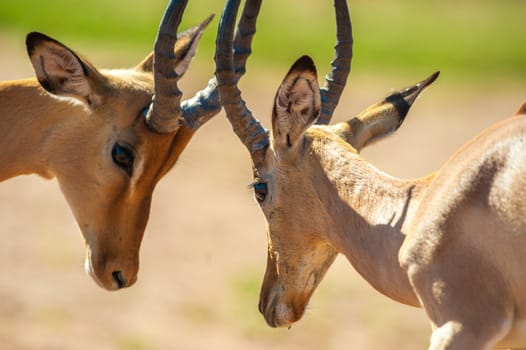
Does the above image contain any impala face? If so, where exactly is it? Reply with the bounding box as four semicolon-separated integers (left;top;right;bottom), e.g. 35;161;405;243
253;57;341;327
22;6;211;290
51;70;189;291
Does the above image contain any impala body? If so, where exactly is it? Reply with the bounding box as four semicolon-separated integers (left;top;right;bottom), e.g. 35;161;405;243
215;0;526;348
400;114;526;348
0;0;222;291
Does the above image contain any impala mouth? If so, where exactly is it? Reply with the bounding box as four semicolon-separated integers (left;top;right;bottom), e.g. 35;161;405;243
84;247;105;289
84;246;131;291
265;303;301;328
261;291;304;328
265;299;293;328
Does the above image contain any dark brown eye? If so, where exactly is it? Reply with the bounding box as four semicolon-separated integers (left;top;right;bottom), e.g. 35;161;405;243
253;182;268;203
112;143;135;177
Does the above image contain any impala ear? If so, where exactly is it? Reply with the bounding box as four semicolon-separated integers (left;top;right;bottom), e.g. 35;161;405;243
137;14;214;77
26;32;105;108
136;52;154;73
332;71;439;152
514;101;526;116
272;55;321;149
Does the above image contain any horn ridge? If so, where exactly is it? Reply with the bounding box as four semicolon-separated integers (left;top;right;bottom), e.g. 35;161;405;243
317;0;353;125
145;0;188;134
215;0;269;163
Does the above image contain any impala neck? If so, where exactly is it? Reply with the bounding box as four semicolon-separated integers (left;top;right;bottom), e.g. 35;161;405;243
315;136;432;307
0;79;85;181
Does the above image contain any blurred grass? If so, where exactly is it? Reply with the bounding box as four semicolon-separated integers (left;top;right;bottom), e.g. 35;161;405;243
229;269;332;348
229;270;278;338
116;335;151;350
0;0;525;81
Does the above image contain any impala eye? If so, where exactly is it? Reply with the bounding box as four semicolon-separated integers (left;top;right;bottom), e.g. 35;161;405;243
140;105;151;118
112;143;135;177
253;182;268;203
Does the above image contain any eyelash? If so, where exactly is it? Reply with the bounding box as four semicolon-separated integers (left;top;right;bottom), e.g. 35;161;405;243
250;181;268;203
111;143;135;177
140;105;151;118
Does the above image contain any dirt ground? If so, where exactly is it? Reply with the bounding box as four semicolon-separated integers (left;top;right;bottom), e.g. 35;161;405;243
0;33;525;350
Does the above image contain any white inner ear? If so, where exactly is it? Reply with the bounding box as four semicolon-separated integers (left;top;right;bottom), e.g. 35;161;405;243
275;74;319;136
278;77;316;113
42;46;90;96
174;31;204;77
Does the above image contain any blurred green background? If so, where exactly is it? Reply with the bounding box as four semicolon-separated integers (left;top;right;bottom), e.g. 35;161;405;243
1;0;525;83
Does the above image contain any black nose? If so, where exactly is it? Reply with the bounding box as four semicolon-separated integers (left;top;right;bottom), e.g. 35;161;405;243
112;271;126;289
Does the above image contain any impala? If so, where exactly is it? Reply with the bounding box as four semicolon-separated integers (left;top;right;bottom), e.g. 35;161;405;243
215;0;526;348
0;0;222;291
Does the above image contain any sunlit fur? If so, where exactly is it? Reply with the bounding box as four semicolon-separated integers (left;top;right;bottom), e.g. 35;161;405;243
0;32;201;291
255;57;526;348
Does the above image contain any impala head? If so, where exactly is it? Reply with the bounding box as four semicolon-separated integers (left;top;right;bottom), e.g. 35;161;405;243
25;0;220;290
215;0;438;327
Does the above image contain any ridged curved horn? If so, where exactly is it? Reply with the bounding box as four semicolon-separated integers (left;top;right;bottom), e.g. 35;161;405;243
317;0;353;125
232;0;261;79
145;0;188;134
215;0;269;164
182;0;262;131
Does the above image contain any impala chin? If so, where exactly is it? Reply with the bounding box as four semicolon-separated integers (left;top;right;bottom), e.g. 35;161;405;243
259;242;337;328
260;285;310;328
264;301;304;328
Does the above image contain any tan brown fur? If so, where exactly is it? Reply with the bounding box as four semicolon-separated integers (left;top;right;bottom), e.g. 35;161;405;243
256;63;526;349
0;26;205;291
213;0;526;346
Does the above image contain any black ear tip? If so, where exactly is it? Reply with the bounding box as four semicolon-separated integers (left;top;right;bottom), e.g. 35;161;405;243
291;55;317;75
202;13;216;28
26;32;51;54
421;70;440;88
180;13;215;39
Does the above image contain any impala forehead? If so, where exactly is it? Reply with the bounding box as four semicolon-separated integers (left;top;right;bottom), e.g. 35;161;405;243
103;68;154;90
253;147;306;197
98;72;153;126
103;69;154;103
257;131;320;179
97;69;178;181
255;128;362;218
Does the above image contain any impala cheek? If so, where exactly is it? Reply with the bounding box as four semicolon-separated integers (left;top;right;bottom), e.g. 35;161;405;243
306;272;317;292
